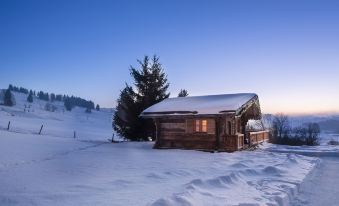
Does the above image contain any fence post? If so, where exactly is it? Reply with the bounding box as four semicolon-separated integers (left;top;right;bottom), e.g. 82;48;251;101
74;131;76;139
39;125;43;135
7;121;10;130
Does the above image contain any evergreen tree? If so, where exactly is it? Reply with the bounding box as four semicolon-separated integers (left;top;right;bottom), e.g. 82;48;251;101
96;104;100;111
64;98;73;111
50;93;56;102
4;88;14;106
88;101;95;109
113;85;139;140
113;55;170;141
178;89;189;97
55;94;62;101
27;90;33;103
8;84;13;91
19;87;28;94
38;91;44;100
45;93;49;101
13;86;19;92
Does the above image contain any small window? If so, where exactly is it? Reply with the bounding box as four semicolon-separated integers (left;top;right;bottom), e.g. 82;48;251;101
195;120;200;132
202;120;207;132
195;119;208;133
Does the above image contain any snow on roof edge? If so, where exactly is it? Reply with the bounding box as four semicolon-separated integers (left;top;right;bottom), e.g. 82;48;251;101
140;93;259;117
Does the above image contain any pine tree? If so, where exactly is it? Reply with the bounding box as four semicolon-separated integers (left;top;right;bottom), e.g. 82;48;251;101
50;93;56;102
4;88;14;106
45;93;49;101
27;90;33;103
96;104;100;111
113;85;139;140
113;55;170;141
64;98;73;111
55;94;62;101
38;91;44;100
178;89;189;97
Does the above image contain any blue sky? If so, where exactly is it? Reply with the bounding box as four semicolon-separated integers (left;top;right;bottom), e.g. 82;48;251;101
1;0;339;114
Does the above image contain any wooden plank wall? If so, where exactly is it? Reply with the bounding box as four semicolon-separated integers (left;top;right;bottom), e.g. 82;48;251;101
154;116;253;152
219;134;244;152
155;118;217;150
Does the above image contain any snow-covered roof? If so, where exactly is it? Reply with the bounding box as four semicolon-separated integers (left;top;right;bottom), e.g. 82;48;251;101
141;93;259;117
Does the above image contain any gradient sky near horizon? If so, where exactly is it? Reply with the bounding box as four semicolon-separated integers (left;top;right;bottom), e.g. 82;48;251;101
1;0;339;114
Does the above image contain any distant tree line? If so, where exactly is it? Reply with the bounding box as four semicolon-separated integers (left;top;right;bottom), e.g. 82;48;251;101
268;113;320;146
6;84;98;112
64;96;94;111
8;84;29;94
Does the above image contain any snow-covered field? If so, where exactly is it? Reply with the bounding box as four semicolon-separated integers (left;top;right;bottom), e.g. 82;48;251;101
261;143;339;206
0;130;318;206
0;91;338;205
0;92;114;141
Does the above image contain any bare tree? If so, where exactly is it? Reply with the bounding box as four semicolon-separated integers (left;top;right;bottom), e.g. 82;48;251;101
272;113;290;139
306;123;320;145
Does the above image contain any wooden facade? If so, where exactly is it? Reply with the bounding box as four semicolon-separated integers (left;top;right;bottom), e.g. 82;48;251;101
141;93;269;152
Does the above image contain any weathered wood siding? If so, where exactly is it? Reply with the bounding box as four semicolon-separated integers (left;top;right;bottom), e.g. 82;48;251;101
154;116;267;152
155;118;217;150
219;134;244;152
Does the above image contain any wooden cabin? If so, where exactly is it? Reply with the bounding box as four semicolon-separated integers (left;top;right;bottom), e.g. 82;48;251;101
140;93;269;152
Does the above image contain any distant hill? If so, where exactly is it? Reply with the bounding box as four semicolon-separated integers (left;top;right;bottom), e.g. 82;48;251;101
317;119;339;133
2;84;96;110
0;91;115;141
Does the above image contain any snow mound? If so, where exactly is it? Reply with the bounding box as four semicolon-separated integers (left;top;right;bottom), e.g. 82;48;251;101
147;151;316;206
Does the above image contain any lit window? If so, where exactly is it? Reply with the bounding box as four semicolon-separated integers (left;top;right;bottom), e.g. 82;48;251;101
195;120;200;132
202;120;207;132
195;119;208;133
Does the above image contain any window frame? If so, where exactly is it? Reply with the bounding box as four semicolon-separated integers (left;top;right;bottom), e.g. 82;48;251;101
194;119;208;133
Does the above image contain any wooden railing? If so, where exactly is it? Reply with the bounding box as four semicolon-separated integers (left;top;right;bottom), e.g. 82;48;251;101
248;131;269;146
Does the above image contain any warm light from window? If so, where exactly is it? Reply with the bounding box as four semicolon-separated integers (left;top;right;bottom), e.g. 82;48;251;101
202;120;207;132
195;119;208;132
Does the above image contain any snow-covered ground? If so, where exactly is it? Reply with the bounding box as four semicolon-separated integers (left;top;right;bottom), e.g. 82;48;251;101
291;157;339;206
261;143;339;206
263;143;339;157
0;92;114;141
0;130;318;206
1;91;338;205
318;132;339;145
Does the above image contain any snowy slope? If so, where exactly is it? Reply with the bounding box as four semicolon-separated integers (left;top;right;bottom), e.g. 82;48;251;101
0;91;114;141
0;131;318;206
